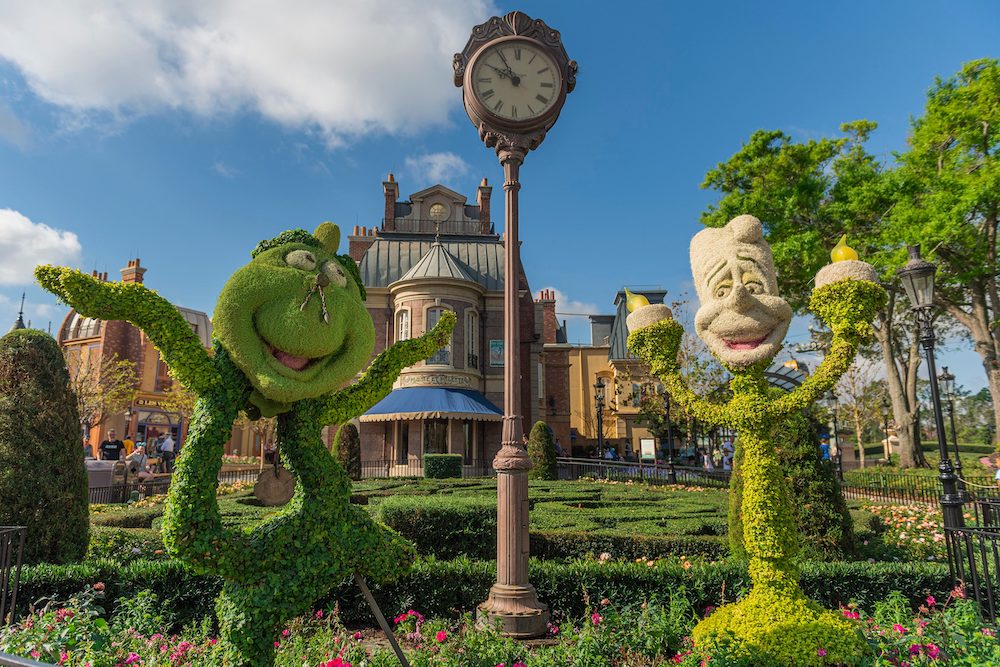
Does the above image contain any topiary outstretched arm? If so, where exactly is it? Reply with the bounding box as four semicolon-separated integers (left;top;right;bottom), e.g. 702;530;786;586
35;265;220;394
772;279;887;418
320;310;456;425
627;317;731;426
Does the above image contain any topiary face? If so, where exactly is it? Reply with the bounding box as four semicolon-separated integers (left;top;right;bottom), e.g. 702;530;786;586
213;223;374;410
690;215;792;370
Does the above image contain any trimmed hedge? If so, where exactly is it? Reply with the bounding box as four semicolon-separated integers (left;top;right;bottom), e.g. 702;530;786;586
375;495;496;559
423;453;463;479
528;420;557;480
15;556;951;630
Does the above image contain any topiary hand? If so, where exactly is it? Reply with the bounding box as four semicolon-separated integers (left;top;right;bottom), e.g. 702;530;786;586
809;278;887;340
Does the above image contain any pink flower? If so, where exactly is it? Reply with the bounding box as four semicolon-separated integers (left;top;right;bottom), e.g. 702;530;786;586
909;644;922;656
436;630;448;642
125;653;141;664
817;648;827;657
282;629;290;637
59;652;69;665
926;595;936;607
325;659;352;667
315;609;324;619
274;641;280;647
983;627;996;637
513;663;527;667
352;631;362;640
893;624;907;634
591;611;602;625
926;643;940;659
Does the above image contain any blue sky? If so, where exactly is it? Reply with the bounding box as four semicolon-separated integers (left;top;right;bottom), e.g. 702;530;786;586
0;1;997;390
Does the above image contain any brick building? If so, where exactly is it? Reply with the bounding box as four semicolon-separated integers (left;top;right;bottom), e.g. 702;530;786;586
349;175;568;469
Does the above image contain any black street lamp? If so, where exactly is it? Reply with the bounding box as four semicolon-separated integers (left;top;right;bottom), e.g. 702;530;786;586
881;397;891;465
897;244;964;529
662;389;676;484
939;366;965;497
594;377;606;458
124;405;133;441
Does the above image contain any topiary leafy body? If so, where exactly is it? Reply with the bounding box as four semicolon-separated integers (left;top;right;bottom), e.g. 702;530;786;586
36;223;455;666
629;271;885;665
0;329;90;564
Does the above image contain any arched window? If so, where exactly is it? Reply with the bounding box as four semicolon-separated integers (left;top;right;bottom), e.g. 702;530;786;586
426;307;451;365
396;309;410;342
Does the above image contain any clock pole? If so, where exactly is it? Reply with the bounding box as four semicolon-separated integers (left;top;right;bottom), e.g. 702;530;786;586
454;11;576;638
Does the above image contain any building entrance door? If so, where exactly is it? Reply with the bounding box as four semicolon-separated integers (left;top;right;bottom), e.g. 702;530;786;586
423;419;448;455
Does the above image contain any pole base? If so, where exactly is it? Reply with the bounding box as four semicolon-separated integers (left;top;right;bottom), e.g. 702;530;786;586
477;584;549;638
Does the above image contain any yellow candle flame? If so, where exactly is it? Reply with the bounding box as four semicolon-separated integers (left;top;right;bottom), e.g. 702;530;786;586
625;288;650;313
831;234;859;262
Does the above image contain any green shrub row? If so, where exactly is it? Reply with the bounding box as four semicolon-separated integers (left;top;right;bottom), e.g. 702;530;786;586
423;453;463;478
16;556;951;630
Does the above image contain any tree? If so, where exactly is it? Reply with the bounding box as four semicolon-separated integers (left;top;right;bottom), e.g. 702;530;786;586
66;349;137;435
527;420;557;480
0;329;89;564
885;59;1000;448
333;423;361;481
158;367;198;434
700;121;932;466
835;359;887;468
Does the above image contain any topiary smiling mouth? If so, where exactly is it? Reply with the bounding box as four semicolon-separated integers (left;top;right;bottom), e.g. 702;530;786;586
266;342;320;371
722;332;771;351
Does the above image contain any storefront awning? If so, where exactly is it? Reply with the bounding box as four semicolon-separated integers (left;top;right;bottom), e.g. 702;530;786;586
359;387;503;422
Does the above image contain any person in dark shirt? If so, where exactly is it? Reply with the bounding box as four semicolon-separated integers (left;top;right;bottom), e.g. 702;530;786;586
99;429;125;461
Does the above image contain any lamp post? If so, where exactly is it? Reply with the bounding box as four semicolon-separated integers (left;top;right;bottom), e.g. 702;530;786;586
939;366;965;497
897;244;964;530
822;392;843;479
124;405;133;441
881;397;891;465
664;390;676;484
595;377;606;458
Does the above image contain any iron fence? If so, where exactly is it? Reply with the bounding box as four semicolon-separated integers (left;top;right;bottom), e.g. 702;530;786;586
842;470;1000;505
359;459;494;479
556;457;732;488
946;524;1000;623
88;467;261;504
1;526;25;626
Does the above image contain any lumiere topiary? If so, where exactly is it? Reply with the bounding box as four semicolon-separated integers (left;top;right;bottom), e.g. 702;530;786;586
36;223;455;667
626;215;884;665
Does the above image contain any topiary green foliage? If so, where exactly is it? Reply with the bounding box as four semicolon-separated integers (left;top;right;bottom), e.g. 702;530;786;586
629;277;886;665
423;453;463;479
527;420;558;480
0;329;90;565
729;408;856;561
36;222;455;667
333;423;361;481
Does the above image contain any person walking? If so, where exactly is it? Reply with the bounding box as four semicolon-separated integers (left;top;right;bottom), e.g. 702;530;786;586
160;432;176;473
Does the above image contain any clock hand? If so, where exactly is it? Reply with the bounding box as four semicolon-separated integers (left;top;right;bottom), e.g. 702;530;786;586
486;64;510;79
495;50;522;85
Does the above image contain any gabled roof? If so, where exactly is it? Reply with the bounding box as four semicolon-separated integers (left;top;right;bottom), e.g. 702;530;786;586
359;237;504;290
608;288;668;361
408;184;468;203
397;242;478;284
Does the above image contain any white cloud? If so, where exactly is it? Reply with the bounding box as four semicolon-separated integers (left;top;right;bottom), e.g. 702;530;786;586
541;287;601;320
404;151;470;185
0;209;82;285
212;159;240;179
0;1;496;146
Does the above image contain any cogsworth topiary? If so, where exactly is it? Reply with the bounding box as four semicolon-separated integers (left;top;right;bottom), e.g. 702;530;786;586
37;223;455;667
627;215;884;666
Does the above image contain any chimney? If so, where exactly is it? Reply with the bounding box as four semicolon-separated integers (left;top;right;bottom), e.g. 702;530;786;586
383;172;399;232
477;177;492;234
348;224;377;262
120;258;146;284
536;289;558;344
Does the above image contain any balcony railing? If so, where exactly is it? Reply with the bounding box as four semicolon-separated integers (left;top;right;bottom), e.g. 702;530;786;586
385;219;492;235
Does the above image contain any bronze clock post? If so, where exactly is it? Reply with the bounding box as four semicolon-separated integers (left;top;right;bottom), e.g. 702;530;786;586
454;10;576;637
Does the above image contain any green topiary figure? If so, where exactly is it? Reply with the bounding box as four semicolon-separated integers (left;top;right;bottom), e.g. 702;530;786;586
333;423;361;481
36;223;455;667
527;420;557;480
729;410;857;561
627;216;884;665
0;329;89;564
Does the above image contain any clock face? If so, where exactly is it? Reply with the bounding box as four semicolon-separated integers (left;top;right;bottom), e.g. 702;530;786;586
470;40;562;124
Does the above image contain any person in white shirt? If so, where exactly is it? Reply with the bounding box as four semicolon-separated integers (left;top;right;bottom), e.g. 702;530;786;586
159;433;176;472
126;444;155;482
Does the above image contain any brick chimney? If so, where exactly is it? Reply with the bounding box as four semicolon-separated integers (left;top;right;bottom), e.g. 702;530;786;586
120;258;146;284
382;172;399;232
348;225;377;262
535;288;558;344
477;177;492;234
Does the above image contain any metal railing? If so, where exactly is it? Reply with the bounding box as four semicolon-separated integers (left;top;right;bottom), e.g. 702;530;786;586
556;457;732;488
88;468;261;504
946;499;1000;623
359;459;493;479
388;218;490;235
842;470;1000;505
1;527;25;626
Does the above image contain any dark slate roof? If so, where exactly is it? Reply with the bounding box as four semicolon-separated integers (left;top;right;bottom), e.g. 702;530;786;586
398;242;478;283
359;237;504;290
608;289;668;361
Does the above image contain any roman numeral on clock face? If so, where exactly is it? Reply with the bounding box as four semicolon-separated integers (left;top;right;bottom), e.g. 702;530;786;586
535;94;549;104
481;89;495;100
493;99;504;113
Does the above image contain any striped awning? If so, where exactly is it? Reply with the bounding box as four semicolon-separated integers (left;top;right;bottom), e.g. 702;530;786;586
359;387;503;422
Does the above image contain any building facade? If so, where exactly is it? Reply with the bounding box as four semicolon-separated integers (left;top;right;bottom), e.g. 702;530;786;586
350;175;568;470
